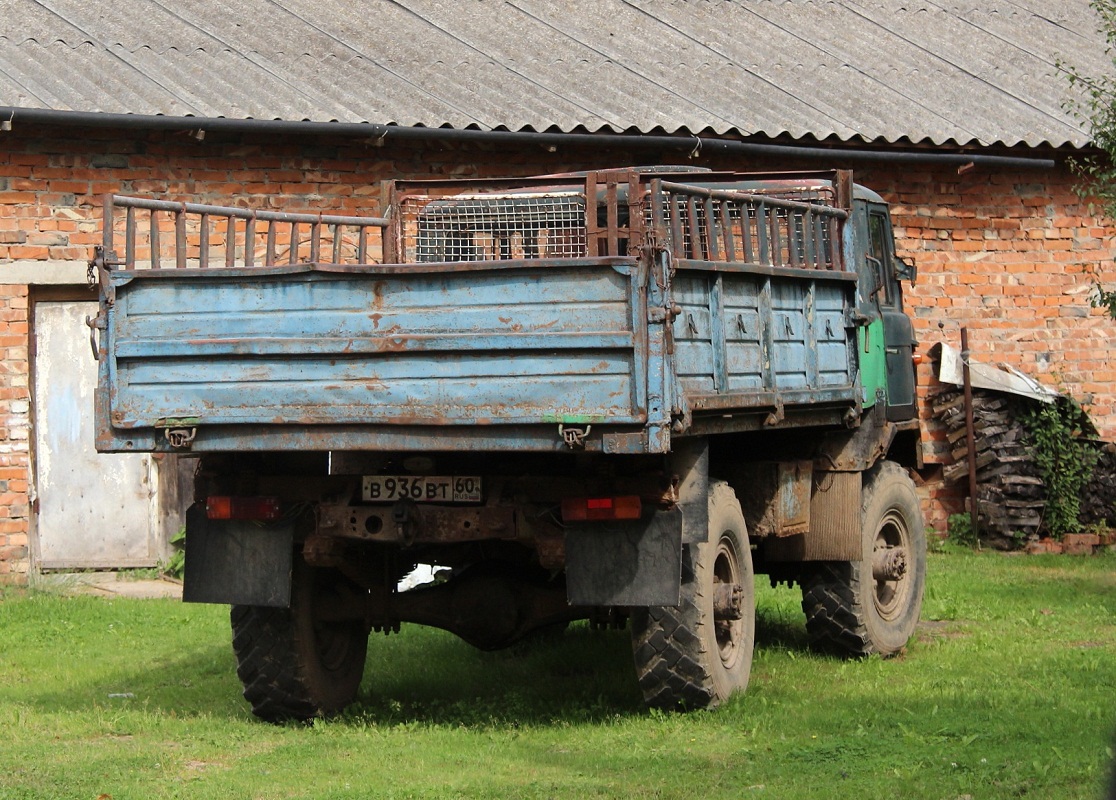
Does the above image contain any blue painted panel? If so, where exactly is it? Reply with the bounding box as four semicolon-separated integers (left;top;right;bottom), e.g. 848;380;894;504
671;266;857;410
121;267;633;315
671;273;716;395
121;351;634;385
118;372;636;426
770;282;809;390
722;276;764;393
115;332;635;359
724;348;765;391
103;252;859;449
674;341;716;394
814;283;852;387
120;305;633;343
110;263;644;428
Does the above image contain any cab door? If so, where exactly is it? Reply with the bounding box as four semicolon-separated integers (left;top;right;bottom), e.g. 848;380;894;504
866;206;917;421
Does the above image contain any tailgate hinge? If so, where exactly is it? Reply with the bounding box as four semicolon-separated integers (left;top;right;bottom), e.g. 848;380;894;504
648;303;681;325
89;246;123;305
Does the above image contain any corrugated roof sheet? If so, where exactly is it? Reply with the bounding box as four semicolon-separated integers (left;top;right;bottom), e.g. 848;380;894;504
0;0;1107;148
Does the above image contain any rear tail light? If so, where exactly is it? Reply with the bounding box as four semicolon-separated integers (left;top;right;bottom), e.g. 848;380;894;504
560;495;642;522
206;496;282;521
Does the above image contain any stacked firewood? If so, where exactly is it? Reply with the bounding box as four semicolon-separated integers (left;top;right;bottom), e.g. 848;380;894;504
932;390;1046;548
1080;445;1116;528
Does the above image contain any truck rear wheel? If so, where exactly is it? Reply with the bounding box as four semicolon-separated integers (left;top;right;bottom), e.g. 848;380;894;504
231;561;369;722
800;461;926;656
630;482;755;710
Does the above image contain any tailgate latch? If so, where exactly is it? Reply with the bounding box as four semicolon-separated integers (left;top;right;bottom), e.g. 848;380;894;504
165;427;198;449
559;424;591;449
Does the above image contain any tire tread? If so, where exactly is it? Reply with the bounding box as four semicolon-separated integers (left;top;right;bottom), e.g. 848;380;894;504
631;601;717;709
800;562;874;655
231;604;320;722
799;461;925;657
630;482;753;710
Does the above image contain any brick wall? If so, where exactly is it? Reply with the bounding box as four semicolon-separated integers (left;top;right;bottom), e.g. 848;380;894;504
1;125;1113;578
853;164;1116;530
0;284;29;581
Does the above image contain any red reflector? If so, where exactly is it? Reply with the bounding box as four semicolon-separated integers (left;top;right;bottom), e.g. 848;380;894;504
561;495;641;522
206;496;232;520
206;496;282;521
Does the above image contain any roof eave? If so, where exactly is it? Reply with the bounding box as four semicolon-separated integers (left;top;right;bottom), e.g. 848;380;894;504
0;106;1062;169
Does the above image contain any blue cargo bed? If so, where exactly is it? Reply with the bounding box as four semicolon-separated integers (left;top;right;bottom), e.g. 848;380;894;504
92;172;862;455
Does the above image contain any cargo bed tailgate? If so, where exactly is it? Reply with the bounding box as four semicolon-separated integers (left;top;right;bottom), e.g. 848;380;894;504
105;259;646;436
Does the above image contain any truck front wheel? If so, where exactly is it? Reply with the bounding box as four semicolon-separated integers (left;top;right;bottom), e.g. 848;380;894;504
231;560;369;722
630;482;755;710
800;461;926;656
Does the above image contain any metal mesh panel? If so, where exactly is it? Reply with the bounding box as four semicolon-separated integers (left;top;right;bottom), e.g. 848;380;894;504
750;187;836;205
400;192;588;263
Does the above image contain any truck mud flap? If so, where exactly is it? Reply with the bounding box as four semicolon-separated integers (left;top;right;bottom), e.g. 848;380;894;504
182;504;294;607
564;507;683;607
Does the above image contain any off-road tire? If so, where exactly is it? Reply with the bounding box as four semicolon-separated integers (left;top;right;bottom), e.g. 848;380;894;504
800;461;926;656
631;482;755;710
231;561;369;722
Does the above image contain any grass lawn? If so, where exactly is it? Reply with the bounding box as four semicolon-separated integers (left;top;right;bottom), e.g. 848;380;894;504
1;549;1114;799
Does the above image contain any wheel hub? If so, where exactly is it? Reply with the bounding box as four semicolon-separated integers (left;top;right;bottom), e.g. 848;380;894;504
872;547;907;582
872;510;914;621
714;583;744;620
712;539;745;669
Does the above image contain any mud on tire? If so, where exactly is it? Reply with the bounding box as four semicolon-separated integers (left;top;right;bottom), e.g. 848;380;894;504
800;460;926;656
630;482;755;710
231;561;369;722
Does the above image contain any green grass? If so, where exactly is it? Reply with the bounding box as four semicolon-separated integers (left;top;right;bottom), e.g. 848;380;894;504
1;550;1114;799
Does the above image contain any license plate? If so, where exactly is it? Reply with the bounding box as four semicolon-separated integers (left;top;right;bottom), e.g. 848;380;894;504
362;475;482;503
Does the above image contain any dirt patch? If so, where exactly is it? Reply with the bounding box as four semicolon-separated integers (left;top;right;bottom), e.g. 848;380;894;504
916;620;969;642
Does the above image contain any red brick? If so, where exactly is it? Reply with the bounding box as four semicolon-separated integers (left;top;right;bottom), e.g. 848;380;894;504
6;245;48;260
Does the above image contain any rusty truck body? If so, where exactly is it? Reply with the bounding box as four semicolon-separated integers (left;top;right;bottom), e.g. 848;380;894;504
90;167;926;719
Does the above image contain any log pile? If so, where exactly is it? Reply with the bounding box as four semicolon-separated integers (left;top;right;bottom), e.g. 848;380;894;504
932;390;1046;548
1080;445;1116;528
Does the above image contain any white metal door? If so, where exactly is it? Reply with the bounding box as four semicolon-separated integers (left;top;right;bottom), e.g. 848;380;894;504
33;300;160;569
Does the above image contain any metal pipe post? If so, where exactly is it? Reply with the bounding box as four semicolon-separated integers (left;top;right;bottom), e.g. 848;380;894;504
960;327;980;539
